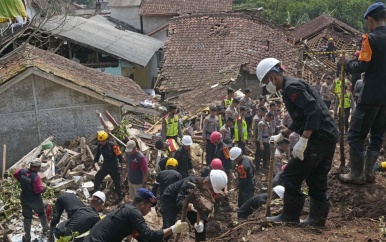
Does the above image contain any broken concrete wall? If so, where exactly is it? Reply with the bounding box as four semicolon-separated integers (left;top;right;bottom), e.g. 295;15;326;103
235;70;263;98
0;74;121;171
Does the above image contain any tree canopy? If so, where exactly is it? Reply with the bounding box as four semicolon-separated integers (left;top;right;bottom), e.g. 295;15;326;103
234;0;377;32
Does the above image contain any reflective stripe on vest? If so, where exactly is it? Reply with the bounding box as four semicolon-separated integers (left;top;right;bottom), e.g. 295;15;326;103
218;115;223;128
334;79;342;94
339;92;351;108
224;98;233;107
165;116;179;137
234;116;248;141
166;138;179;156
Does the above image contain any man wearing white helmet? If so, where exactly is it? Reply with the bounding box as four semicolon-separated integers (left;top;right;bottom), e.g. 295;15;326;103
54;191;106;241
255;58;338;227
175;135;195;178
229;147;255;208
161;170;228;241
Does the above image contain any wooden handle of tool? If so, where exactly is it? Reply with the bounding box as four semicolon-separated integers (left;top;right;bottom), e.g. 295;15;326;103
266;143;275;217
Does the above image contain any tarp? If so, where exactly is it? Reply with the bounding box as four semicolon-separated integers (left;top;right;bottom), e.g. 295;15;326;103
0;0;27;23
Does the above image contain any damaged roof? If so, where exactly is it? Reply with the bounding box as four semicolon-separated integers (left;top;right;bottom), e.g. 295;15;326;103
0;45;148;104
39;16;163;67
293;13;362;41
139;0;232;16
159;12;297;93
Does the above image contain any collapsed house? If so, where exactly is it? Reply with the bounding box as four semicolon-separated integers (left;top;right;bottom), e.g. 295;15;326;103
0;44;151;170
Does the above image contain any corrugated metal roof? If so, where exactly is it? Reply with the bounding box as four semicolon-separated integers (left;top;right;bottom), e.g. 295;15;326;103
40;16;163;67
108;0;142;7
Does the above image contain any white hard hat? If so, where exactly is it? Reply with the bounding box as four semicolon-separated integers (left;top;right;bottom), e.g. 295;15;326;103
93;191;106;203
229;147;242;161
255;58;280;84
209;169;228;193
273;185;285;199
181;135;193;146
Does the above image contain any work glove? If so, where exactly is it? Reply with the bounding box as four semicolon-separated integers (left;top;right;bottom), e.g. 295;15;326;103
171;220;189;233
188;203;197;212
228;188;235;194
270;133;284;144
194;220;204;233
293;137;308;161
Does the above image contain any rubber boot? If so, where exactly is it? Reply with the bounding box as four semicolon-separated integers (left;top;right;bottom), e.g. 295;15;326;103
339;151;366;184
39;214;50;234
48;226;55;242
266;192;305;223
23;218;32;242
300;198;330;227
364;149;379;183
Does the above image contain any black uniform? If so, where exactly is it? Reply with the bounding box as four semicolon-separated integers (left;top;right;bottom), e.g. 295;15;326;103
236;157;255;207
214;141;232;176
174;147;193;178
54;206;100;241
345;26;386;154
237;194;267;220
151;169;182;199
84;203;164;242
161;177;208;241
282;76;338;202
93;141;124;196
51;193;85;228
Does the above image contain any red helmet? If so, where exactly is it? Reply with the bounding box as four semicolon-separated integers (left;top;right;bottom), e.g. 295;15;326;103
211;158;223;169
210;131;222;143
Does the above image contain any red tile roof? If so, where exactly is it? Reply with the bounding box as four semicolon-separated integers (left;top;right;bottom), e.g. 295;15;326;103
0;45;148;104
293;13;361;41
158;12;297;93
139;0;233;16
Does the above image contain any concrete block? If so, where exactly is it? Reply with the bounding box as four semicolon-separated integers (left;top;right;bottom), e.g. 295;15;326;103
51;179;76;192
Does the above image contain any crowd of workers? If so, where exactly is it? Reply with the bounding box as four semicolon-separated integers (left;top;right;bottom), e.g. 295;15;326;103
11;2;386;242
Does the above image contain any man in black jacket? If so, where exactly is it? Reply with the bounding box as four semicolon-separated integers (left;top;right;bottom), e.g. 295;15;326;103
85;189;188;242
339;2;386;185
151;158;182;200
255;57;338;227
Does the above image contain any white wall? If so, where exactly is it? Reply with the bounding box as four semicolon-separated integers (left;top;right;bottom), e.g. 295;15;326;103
110;7;141;30
142;15;170;34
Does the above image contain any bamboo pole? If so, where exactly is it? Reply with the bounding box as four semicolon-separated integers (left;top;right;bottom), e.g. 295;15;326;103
2;144;6;180
266;143;275;217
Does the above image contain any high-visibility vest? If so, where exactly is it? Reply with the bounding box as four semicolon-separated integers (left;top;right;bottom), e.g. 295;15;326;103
334;79;342;94
338;92;352;109
165;115;179;137
234;116;248;141
165;138;179;156
224;98;233;107
218;115;223;127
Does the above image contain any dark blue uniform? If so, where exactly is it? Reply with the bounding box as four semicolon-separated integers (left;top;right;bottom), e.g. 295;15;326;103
151;169;182;200
50;192;85;228
93;141;123;196
174;147;193;178
237;193;267;220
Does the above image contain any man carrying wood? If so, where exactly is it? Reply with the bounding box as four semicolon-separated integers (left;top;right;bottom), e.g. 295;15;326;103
92;131;124;203
256;57;338;227
13;158;49;242
161;104;183;143
202;105;219;166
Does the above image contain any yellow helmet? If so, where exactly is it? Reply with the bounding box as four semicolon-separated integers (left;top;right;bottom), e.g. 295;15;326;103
329;37;333;41
166;158;178;167
97;131;108;141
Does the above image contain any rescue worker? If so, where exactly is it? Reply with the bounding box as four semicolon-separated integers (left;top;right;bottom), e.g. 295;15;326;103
202;105;219;166
217;105;225;128
234;106;249;154
201;158;224;177
225;98;239;138
220;116;234;147
13;158;49;242
175;135;195;178
210;132;232;178
256;111;274;170
229;147;255;208
253;106;268;169
126;140;149;200
237;186;284;221
54;191;105;242
269;102;277;134
338;85;355;134
151;158;182;200
49;190;85;242
333;76;349;116
240;89;256;133
320;76;334;109
161;170;228;242
326;37;336;62
257;96;266;108
162;104;183;142
85;189;189;242
339;2;386;184
223;87;235;108
155;138;179;171
92;131;124;202
256;57;338;227
274;138;290;175
353;73;364;104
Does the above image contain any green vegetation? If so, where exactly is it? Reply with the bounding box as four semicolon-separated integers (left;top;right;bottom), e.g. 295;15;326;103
233;0;376;31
